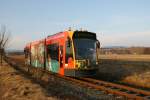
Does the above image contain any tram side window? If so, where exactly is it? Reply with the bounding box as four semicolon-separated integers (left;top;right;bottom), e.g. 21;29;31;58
47;43;59;61
65;37;73;63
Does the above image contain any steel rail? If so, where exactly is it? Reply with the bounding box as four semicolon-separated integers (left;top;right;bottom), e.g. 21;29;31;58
57;76;148;100
81;78;150;95
75;78;150;100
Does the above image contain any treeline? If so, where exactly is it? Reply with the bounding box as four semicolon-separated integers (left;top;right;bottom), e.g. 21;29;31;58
0;25;11;65
101;47;150;54
6;50;24;55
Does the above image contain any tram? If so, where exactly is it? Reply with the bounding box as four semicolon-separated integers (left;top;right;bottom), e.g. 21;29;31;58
24;30;100;77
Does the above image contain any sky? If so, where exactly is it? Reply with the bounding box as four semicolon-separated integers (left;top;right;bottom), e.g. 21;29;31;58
0;0;150;50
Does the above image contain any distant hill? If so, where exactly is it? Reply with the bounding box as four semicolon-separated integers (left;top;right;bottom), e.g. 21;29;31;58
6;49;24;55
102;46;127;49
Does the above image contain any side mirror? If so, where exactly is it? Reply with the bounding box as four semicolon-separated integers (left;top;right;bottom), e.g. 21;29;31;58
96;40;100;63
96;41;100;48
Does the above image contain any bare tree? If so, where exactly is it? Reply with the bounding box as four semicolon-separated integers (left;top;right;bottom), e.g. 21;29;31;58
0;25;11;65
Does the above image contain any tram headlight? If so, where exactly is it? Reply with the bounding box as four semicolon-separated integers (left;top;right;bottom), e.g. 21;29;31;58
75;63;79;68
76;60;87;69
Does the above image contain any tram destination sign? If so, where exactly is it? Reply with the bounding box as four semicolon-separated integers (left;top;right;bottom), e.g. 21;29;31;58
73;31;96;40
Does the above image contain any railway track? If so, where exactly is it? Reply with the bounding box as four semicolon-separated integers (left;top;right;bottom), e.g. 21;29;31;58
76;78;150;100
4;56;150;100
57;75;150;100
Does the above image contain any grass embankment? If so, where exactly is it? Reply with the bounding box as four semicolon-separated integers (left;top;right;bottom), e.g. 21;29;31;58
0;60;80;100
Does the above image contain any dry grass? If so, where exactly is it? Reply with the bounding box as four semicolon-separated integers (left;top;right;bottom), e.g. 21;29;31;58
123;71;150;88
97;54;150;89
0;61;57;100
0;60;81;100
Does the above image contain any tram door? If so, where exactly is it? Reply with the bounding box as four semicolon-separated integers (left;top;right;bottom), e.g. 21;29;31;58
59;45;64;75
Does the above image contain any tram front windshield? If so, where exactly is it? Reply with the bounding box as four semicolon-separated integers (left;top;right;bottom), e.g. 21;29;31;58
73;38;97;65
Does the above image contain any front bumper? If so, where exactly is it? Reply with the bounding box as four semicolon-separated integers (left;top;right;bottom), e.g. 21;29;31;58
64;68;98;77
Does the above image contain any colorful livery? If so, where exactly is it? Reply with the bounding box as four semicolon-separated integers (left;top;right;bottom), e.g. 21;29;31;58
24;30;100;77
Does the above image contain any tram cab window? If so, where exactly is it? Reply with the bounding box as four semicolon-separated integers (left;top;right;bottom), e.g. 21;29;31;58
24;49;29;58
24;49;27;58
65;37;73;63
67;37;71;47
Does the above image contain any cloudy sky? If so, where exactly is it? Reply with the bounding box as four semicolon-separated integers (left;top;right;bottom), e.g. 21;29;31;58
0;0;150;50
